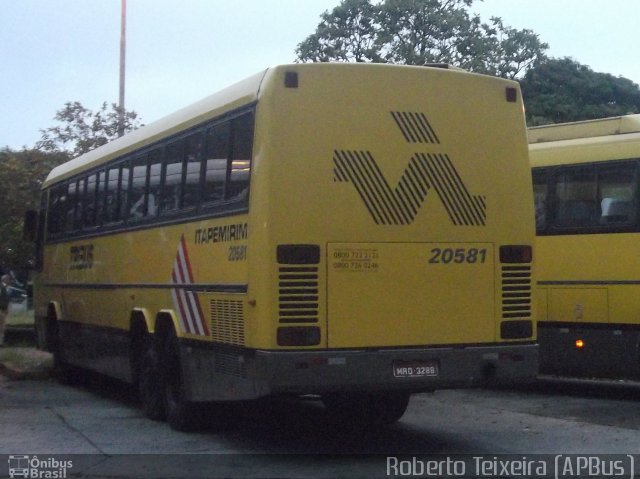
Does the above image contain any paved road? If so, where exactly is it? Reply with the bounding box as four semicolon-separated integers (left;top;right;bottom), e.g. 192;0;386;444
1;374;640;478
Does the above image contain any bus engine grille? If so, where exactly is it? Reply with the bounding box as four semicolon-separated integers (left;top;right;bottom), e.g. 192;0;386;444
210;299;245;345
501;265;532;319
278;266;319;324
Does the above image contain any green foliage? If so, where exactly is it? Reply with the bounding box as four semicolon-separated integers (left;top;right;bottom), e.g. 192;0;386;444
36;101;142;157
0;148;69;273
461;17;549;79
521;58;640;125
296;0;548;79
298;2;640;124
295;0;381;62
377;0;476;65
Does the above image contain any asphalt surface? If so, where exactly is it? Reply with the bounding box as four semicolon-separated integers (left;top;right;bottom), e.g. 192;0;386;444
2;325;640;478
2;370;640;478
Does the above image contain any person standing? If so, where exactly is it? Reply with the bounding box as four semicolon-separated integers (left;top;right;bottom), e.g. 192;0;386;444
0;274;11;346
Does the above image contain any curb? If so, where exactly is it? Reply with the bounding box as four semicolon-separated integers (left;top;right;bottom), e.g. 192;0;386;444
0;361;52;381
5;325;36;343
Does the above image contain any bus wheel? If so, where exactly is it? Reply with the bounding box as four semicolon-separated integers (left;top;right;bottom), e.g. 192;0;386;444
160;327;200;431
50;319;76;384
137;334;165;421
322;391;410;427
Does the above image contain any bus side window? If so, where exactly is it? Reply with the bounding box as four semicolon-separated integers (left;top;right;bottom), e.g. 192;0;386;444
129;156;149;220
65;182;77;232
95;170;106;226
532;169;548;232
85;174;97;228
598;164;635;225
161;140;184;213
74;178;86;231
104;167;121;223
119;164;130;221
203;122;230;204
47;184;68;237
228;113;254;203
554;167;598;228
148;149;162;217
183;132;203;209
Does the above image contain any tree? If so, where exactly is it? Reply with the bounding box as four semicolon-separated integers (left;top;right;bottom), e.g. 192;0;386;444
521;58;640;125
460;17;549;79
36;101;142;157
296;0;548;79
295;0;382;62
376;0;476;65
0;148;69;275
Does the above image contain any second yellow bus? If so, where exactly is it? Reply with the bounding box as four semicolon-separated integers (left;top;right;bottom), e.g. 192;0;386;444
530;114;640;380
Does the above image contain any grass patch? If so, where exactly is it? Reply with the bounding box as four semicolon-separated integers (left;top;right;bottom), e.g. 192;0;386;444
0;346;52;379
7;308;34;327
1;308;49;379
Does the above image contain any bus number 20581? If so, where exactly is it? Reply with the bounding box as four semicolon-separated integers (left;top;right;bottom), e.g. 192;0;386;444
429;248;487;265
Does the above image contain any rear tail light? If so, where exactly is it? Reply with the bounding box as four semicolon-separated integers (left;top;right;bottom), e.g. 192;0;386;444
500;245;532;263
277;244;320;265
277;326;321;346
506;86;518;103
500;320;533;339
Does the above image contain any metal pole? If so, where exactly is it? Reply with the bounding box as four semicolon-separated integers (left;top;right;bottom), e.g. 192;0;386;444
118;0;127;137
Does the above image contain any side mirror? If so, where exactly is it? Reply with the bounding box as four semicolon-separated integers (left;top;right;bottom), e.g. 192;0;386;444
23;210;38;242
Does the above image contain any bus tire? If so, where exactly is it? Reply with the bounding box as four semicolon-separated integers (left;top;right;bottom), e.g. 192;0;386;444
137;334;165;421
52;343;79;384
48;314;75;384
322;391;410;427
160;326;200;432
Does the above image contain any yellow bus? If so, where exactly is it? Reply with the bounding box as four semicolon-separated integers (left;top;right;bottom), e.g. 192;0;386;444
26;63;537;431
530;114;640;379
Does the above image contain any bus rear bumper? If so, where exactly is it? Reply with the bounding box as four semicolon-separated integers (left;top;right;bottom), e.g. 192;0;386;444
254;343;538;396
180;342;537;401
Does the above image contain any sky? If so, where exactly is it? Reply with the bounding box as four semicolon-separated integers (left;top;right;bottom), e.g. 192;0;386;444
1;0;639;150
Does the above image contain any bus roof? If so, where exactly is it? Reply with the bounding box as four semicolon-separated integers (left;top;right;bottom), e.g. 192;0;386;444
43;68;268;189
42;62;477;189
528;114;640;144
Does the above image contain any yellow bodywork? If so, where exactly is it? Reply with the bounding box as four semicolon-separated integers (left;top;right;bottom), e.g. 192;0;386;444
37;63;535;356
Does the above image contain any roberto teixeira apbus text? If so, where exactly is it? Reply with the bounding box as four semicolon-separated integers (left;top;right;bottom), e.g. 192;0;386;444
385;454;636;478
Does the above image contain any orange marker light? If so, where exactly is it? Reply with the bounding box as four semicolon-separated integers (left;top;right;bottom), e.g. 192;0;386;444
575;339;585;349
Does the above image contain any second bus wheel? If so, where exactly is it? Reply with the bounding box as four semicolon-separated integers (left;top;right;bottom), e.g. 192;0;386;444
137;334;165;421
322;391;411;427
160;326;202;432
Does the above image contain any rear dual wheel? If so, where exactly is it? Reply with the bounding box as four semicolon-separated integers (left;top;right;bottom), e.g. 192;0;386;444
136;326;201;431
161;327;199;431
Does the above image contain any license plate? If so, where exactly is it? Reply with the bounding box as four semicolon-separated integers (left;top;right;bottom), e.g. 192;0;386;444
393;360;439;378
